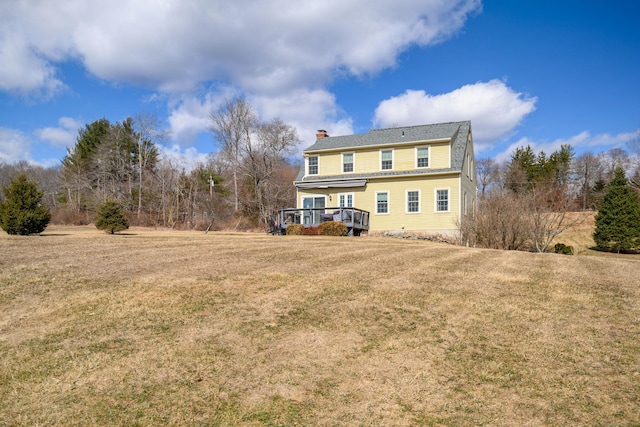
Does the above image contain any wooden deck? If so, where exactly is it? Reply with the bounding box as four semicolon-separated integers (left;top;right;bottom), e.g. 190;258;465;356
275;207;370;236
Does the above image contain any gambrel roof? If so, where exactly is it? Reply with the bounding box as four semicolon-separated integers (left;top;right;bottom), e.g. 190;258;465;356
296;121;472;183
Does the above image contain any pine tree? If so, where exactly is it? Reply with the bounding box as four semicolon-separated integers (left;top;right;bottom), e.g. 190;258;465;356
0;173;51;235
95;199;129;234
593;167;640;252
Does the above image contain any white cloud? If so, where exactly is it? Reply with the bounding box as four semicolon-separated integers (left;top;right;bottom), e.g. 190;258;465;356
158;144;210;172
0;0;484;167
250;89;354;151
34;117;83;148
493;131;638;163
373;80;537;145
0;0;481;97
0;128;32;163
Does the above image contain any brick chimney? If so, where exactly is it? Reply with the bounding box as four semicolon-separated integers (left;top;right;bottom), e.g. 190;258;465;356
316;129;329;139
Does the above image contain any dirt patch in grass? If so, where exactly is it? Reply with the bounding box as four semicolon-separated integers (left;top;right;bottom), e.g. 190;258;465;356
1;225;640;425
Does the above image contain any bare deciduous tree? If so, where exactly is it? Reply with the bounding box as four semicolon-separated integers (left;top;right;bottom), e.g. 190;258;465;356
132;114;163;220
476;157;500;195
573;151;602;210
210;97;256;212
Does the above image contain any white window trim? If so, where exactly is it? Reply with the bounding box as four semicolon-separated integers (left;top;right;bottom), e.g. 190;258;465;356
375;191;390;215
415;146;430;169
380;149;394;171
342;152;355;174
434;188;450;213
405;189;421;214
307;155;319;176
338;192;354;208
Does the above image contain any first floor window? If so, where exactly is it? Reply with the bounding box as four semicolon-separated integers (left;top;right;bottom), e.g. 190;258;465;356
407;190;420;213
436;189;449;212
376;192;388;214
339;193;353;208
308;156;318;175
342;153;354;173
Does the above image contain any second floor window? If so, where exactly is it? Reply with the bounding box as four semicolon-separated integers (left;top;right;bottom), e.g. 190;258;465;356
342;153;354;173
308;156;318;175
381;150;393;170
417;147;429;168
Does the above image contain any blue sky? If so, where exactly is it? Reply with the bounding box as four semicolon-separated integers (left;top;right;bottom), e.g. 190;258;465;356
1;0;638;169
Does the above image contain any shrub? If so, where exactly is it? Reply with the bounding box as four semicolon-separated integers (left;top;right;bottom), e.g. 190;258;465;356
95;199;129;234
285;224;304;235
593;167;640;253
318;221;348;236
0;173;51;235
301;226;320;235
554;243;574;255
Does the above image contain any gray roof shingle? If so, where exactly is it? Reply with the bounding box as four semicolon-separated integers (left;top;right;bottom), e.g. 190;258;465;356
296;121;471;182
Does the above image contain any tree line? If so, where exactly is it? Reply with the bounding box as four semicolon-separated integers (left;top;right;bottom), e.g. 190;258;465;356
1;100;639;249
0;98;300;231
462;138;640;252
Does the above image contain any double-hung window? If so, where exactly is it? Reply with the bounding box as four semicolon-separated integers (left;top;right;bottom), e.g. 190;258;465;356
339;193;354;208
406;190;420;213
416;147;429;168
436;189;449;212
308;156;318;175
376;192;389;214
342;153;354;173
381;149;393;170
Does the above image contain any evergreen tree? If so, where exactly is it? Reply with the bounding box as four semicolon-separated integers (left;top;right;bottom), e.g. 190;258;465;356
95;199;129;234
0;173;51;235
593;167;640;252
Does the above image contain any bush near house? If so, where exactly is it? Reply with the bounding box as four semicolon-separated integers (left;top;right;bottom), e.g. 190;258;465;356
301;226;320;235
285;224;304;235
318;221;348;236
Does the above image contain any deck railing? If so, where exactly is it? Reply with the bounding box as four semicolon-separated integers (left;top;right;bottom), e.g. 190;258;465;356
276;207;370;234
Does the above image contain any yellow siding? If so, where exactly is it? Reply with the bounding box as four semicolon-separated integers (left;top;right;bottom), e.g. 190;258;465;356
299;136;477;234
307;140;452;176
298;174;462;233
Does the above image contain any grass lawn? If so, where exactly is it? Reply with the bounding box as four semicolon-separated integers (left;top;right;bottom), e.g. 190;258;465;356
1;223;639;425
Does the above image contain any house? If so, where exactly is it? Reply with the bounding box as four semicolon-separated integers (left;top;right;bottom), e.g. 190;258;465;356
285;121;476;236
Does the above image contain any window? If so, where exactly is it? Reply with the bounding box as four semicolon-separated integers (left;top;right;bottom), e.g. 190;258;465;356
339;193;354;208
406;190;420;213
376;192;389;214
308;156;318;175
436;189;449;212
342;153;354;173
381;149;393;170
302;196;325;224
416;147;429;168
463;192;468;215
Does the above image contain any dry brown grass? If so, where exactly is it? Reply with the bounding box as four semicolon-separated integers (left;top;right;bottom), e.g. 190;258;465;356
1;224;640;426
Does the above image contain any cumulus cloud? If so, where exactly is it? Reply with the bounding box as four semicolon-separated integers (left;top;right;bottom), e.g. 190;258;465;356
34;117;83;148
167;92;231;145
250;89;353;150
0;128;31;163
373;80;537;146
494;131;638;163
0;0;481;96
157;144;211;172
0;0;482;165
